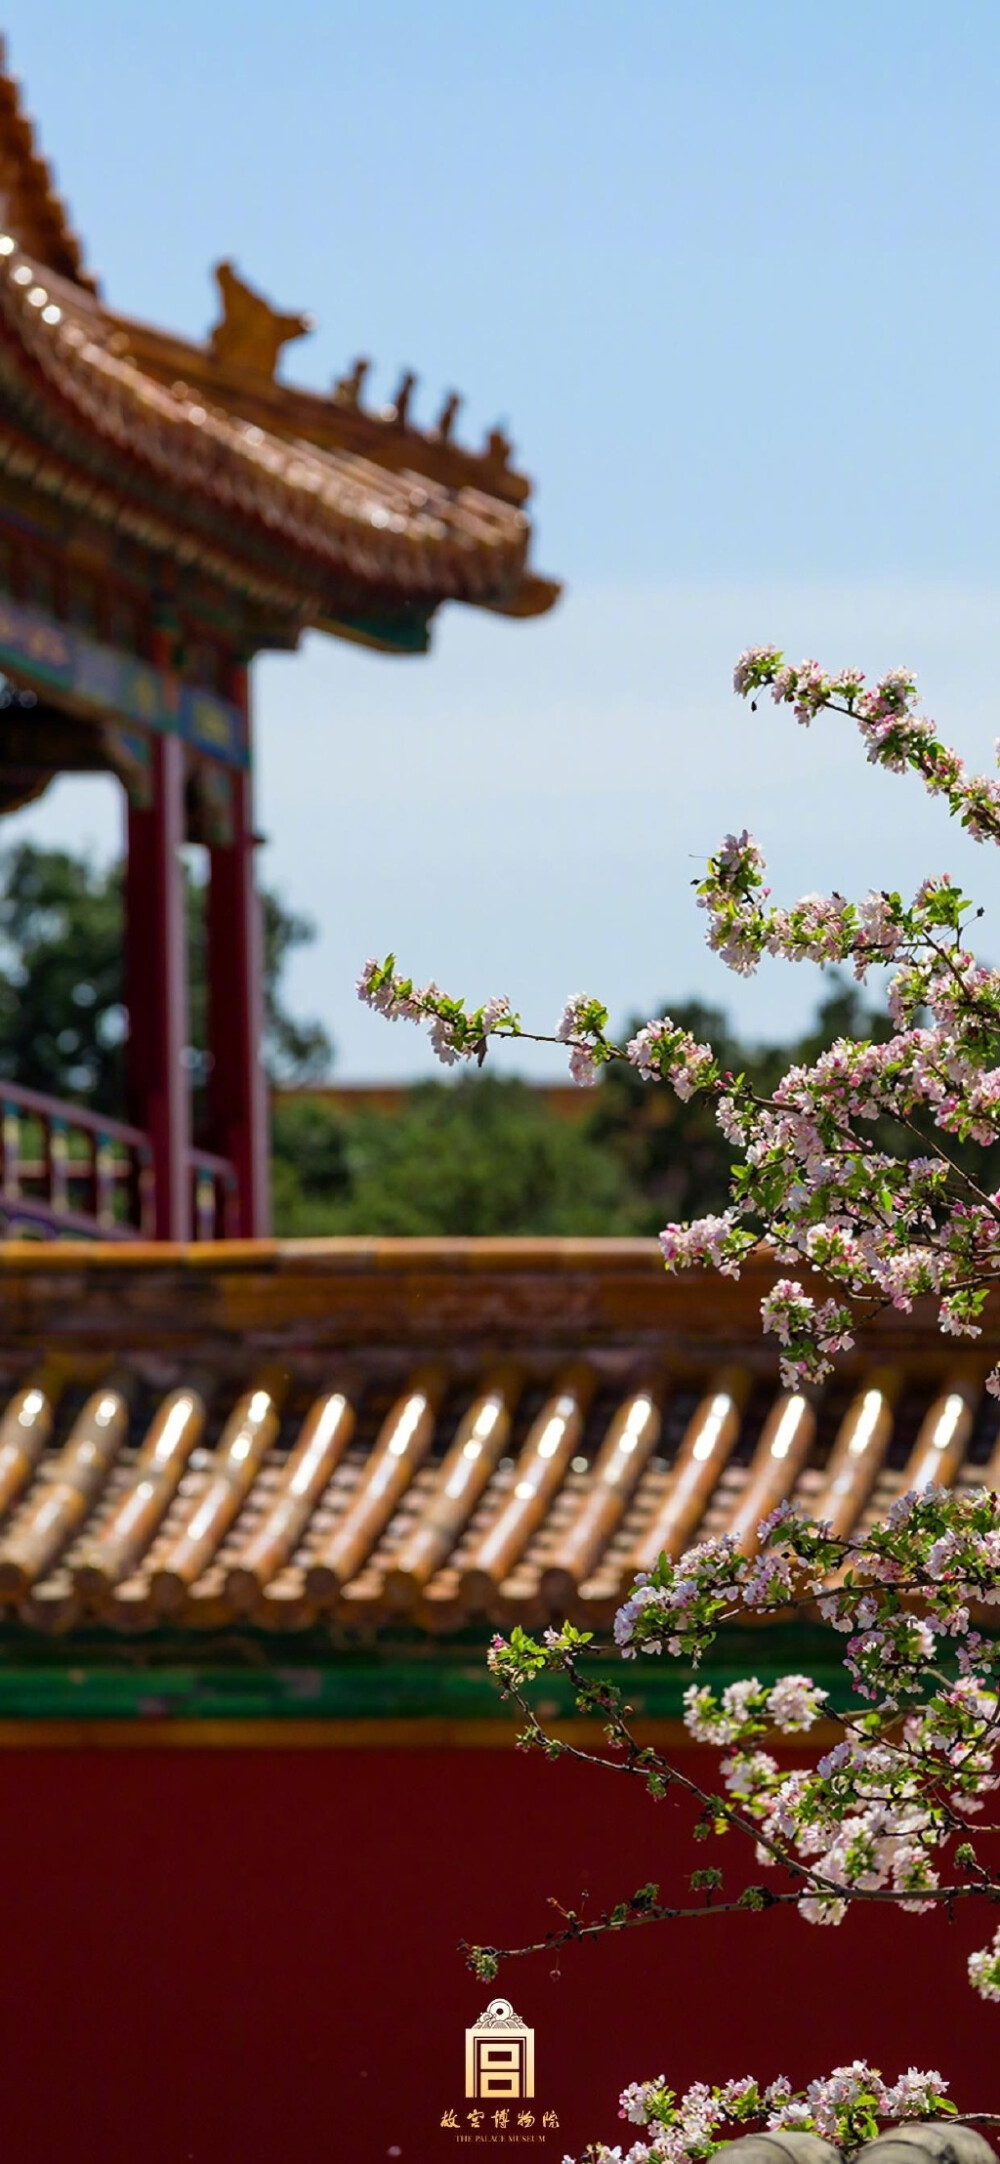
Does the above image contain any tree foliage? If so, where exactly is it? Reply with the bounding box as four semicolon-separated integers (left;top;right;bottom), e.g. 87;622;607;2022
0;844;125;1110
0;843;332;1118
272;1073;643;1235
271;987;908;1236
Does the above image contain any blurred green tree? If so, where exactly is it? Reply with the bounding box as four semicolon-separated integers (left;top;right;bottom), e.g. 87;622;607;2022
0;842;332;1114
272;1072;643;1236
3;842;953;1239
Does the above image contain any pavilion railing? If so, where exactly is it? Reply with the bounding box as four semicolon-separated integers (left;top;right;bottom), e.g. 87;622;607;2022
0;1081;154;1239
190;1147;240;1242
0;1083;240;1241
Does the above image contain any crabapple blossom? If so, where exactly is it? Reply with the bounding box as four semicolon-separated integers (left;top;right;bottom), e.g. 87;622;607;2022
485;1488;1000;2155
565;2062;955;2163
625;1018;719;1098
368;652;1000;2157
968;1930;1000;2002
356;956;518;1065
362;658;1000;1397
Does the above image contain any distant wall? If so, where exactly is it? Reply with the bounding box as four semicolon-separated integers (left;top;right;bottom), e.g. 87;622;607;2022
0;1743;993;2164
272;1081;595;1121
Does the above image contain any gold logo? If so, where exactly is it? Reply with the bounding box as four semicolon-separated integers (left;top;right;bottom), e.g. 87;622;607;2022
465;1998;535;2101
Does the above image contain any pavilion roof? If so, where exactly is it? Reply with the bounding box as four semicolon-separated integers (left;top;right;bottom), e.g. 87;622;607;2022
0;46;557;639
0;40;92;291
0;1239;993;1639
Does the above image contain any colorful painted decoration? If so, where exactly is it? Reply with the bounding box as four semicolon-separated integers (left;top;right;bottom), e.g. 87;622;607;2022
0;596;249;768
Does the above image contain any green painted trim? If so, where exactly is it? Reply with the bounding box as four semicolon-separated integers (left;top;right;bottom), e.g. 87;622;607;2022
318;607;433;655
0;1625;853;1722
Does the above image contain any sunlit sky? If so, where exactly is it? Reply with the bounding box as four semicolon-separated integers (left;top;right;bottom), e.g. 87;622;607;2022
7;1;1000;1073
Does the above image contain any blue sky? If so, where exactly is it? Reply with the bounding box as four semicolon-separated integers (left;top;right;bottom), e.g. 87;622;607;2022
7;1;1000;1073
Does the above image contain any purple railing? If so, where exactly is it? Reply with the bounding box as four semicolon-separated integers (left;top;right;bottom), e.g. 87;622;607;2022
0;1081;154;1239
0;1082;238;1241
190;1147;240;1241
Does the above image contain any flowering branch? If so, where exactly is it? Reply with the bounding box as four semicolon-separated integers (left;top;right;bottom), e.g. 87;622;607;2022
471;1492;1000;2017
580;2062;972;2164
361;651;1000;2161
359;654;1000;1393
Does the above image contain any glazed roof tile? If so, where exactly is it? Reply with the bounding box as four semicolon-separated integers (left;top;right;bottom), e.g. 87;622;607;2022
0;1239;995;1637
0;41;92;290
0;243;544;620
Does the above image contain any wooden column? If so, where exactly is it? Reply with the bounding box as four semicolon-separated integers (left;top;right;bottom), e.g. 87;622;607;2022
124;731;191;1240
205;664;269;1236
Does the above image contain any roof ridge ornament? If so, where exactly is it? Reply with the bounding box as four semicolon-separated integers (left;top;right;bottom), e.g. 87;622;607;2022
208;260;312;382
434;390;462;443
331;355;371;409
384;367;417;427
482;424;513;476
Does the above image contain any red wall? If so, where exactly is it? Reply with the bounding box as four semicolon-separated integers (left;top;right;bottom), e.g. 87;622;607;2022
0;1746;995;2164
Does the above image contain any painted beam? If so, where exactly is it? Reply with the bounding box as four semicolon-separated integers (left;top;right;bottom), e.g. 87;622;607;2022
0;594;248;768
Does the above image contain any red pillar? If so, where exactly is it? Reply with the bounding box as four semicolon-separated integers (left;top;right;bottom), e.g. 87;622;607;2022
206;666;269;1237
124;732;192;1241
